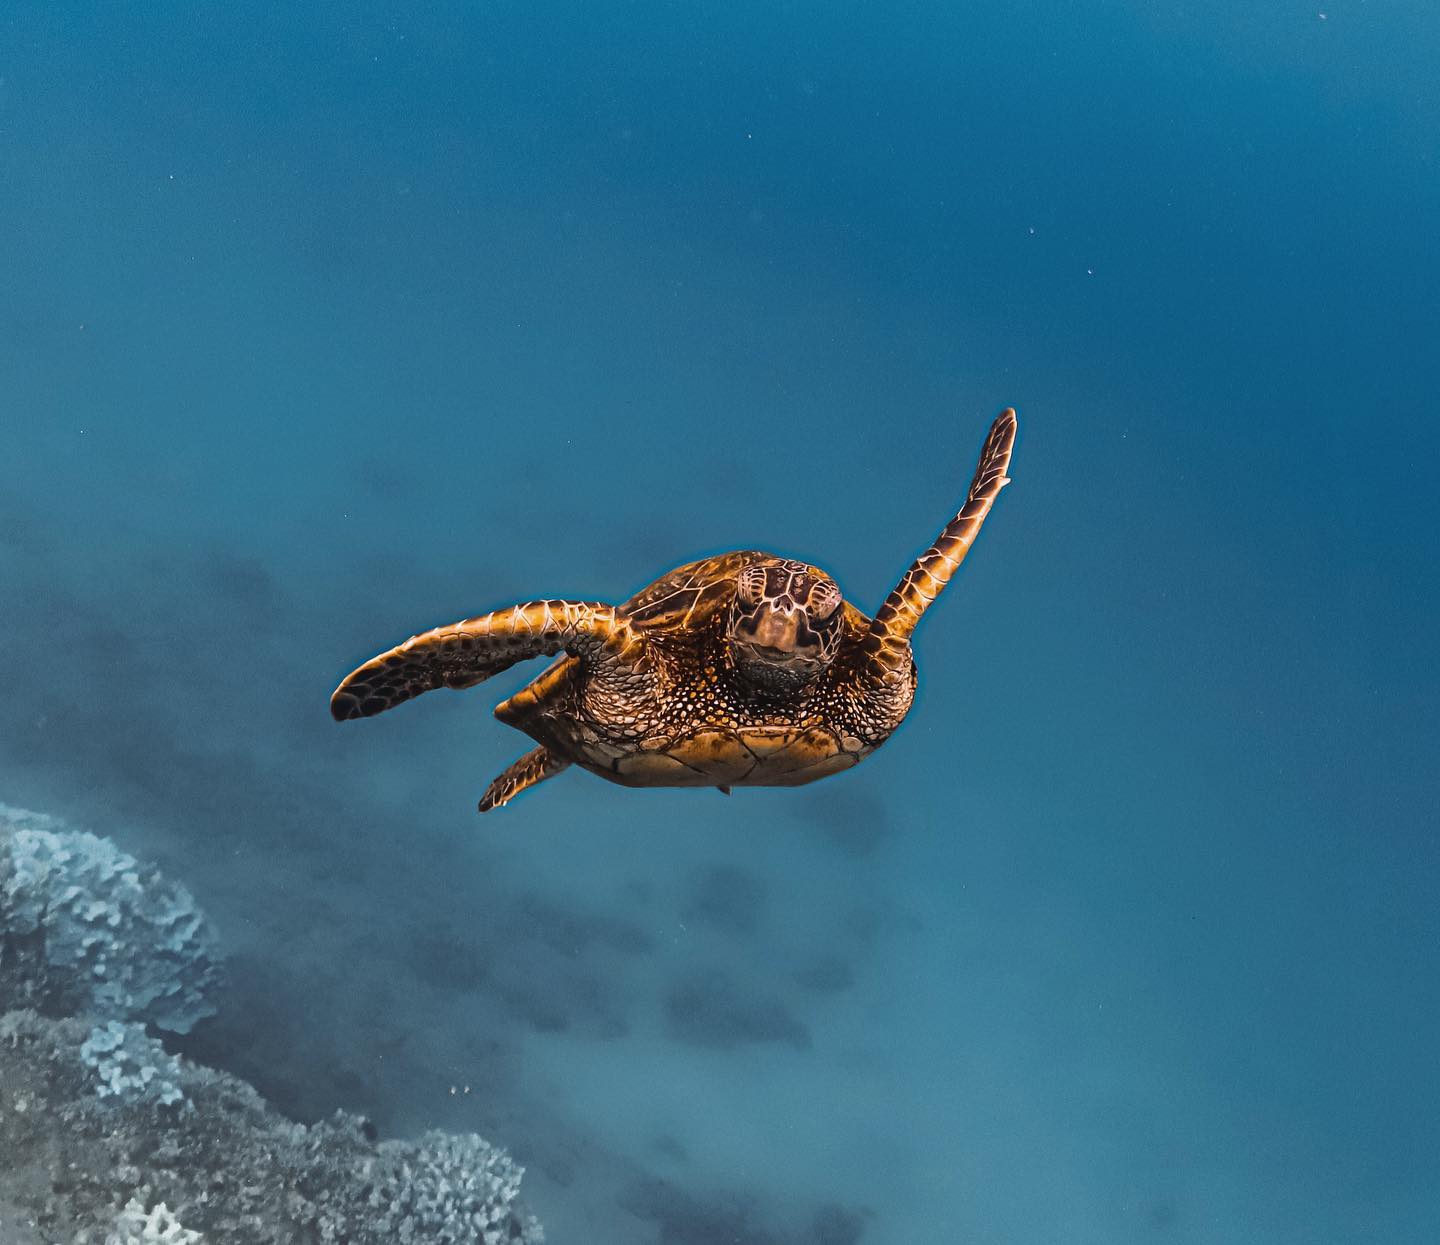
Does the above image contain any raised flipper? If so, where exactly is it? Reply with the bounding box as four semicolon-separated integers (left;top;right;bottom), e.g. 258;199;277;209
479;746;571;812
330;600;648;721
862;409;1016;679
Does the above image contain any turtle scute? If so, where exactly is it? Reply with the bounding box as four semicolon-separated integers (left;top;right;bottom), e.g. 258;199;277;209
602;724;865;791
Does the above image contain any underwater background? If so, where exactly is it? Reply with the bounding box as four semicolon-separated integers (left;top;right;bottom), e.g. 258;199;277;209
2;1;1437;1241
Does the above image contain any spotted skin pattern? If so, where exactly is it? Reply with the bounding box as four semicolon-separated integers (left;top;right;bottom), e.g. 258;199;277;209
491;568;900;800
331;410;1016;811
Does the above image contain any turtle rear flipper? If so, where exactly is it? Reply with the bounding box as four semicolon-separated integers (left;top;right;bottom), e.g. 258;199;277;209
330;600;648;721
480;746;571;812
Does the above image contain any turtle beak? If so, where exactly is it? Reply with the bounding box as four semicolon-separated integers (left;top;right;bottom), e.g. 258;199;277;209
728;593;833;690
744;609;804;653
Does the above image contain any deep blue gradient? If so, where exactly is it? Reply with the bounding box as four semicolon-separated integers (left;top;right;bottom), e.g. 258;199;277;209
3;3;1437;1241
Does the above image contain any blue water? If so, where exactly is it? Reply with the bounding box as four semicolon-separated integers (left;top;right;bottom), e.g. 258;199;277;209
3;2;1437;1241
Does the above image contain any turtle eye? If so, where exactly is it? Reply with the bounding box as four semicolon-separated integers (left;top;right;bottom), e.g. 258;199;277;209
809;581;842;621
737;567;766;606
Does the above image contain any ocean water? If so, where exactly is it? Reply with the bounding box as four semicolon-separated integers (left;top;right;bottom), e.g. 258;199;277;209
2;1;1437;1241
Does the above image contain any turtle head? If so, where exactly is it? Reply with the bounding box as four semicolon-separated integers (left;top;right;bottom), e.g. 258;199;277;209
726;561;844;692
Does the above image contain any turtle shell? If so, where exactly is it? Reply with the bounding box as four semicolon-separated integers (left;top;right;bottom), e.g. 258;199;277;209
609;724;866;789
493;551;879;789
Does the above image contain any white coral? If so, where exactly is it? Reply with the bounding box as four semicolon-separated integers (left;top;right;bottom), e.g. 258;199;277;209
362;1130;539;1244
0;803;220;1033
80;1020;187;1107
106;1197;202;1244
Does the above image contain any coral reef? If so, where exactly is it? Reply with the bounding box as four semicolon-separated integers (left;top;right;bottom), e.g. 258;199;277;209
80;1020;188;1107
106;1198;201;1245
0;804;220;1033
0;1009;543;1244
359;1129;533;1244
0;802;543;1244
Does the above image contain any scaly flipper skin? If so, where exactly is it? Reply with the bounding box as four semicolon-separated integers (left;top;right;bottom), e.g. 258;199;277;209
329;600;648;721
479;746;571;812
861;409;1016;682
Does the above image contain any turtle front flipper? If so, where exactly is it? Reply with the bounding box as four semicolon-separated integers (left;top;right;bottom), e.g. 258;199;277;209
330;600;648;720
862;409;1016;677
479;746;571;812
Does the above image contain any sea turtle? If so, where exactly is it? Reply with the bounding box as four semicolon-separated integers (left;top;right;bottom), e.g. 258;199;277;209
331;409;1017;811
